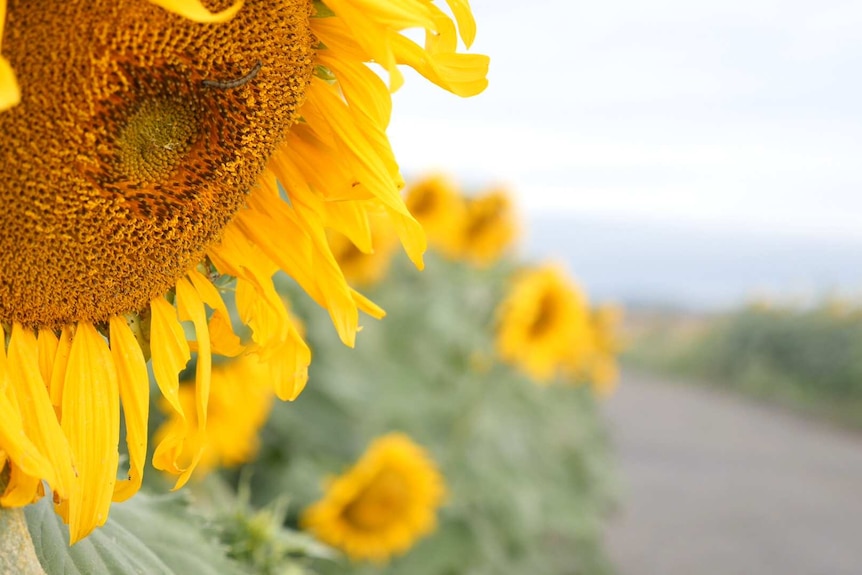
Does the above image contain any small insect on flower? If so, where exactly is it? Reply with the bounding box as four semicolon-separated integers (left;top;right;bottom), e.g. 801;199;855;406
202;60;263;90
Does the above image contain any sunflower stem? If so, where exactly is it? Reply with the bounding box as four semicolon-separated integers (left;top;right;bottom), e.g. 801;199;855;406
0;472;47;575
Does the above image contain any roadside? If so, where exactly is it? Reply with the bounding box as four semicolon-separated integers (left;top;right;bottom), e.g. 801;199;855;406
603;371;862;575
622;305;862;429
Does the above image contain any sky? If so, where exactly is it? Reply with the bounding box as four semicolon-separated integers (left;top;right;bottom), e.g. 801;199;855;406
388;0;862;241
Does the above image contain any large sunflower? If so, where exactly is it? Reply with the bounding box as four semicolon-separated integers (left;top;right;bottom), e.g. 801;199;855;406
0;0;487;542
300;433;445;562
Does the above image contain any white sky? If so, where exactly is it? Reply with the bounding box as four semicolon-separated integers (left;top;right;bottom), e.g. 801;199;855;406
389;0;862;240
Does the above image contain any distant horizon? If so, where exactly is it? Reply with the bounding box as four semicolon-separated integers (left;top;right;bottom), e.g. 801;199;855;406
522;212;862;311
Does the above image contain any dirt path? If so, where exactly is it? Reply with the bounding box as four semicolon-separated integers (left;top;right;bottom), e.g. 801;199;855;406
603;371;862;575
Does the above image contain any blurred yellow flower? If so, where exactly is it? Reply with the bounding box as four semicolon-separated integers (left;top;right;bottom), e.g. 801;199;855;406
404;174;467;256
582;304;624;396
0;0;487;542
301;433;445;562
457;188;518;266
155;355;275;480
496;265;594;382
328;213;400;287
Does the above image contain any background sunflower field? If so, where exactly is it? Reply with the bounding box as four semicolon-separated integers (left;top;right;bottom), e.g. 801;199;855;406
16;178;621;575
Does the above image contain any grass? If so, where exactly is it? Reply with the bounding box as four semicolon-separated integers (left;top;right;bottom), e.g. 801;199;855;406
623;302;862;428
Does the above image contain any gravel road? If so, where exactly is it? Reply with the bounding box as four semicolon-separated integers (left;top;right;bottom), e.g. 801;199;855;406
603;371;862;575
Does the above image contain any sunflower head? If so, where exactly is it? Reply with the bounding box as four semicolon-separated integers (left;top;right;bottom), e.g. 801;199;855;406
496;265;594;382
404;174;466;256
301;433;445;562
456;188;518;266
0;0;487;545
0;0;314;328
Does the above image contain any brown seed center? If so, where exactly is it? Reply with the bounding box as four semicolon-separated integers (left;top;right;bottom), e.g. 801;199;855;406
0;0;315;328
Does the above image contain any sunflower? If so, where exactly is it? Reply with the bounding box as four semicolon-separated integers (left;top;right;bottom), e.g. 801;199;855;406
582;304;623;396
456;187;517;266
328;211;400;287
301;433;445;562
0;0;487;542
154;354;275;479
403;173;466;256
496;265;594;382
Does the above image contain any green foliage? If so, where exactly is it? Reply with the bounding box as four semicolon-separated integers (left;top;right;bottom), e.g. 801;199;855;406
215;480;337;575
625;304;862;426
25;493;249;575
241;254;617;575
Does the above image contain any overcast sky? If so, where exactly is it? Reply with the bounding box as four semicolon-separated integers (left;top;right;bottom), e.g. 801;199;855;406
389;0;862;240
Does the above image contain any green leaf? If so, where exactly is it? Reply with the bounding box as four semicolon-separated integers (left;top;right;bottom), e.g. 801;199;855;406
24;493;250;575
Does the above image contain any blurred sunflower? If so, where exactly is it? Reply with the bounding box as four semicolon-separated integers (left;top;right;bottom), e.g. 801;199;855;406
404;173;466;256
301;433;445;562
496;265;594;382
328;212;400;287
155;354;276;480
583;304;623;396
456;188;517;266
0;0;487;542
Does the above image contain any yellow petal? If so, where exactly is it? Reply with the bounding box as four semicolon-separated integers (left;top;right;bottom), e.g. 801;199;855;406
49;327;73;410
187;268;244;357
0;326;54;486
445;0;477;47
208;223;291;348
234;277;289;349
146;0;243;22
1;463;44;507
149;297;190;420
0;55;19;111
351;288;386;320
0;396;53;490
391;33;489;97
150;296;201;487
0;0;19;111
255;323;311;402
61;322;120;543
175;276;211;445
109;316;150;503
7;324;74;499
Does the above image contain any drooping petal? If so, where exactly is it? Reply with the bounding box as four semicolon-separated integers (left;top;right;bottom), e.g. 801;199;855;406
234;278;290;350
237;177;366;345
146;0;243;22
149;296;199;485
187;268;243;357
7;324;73;499
253;319;312;402
175;276;212;488
444;0;477;47
61;322;120;543
208;224;292;349
149;297;190;419
0;326;53;490
109;316;150;503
